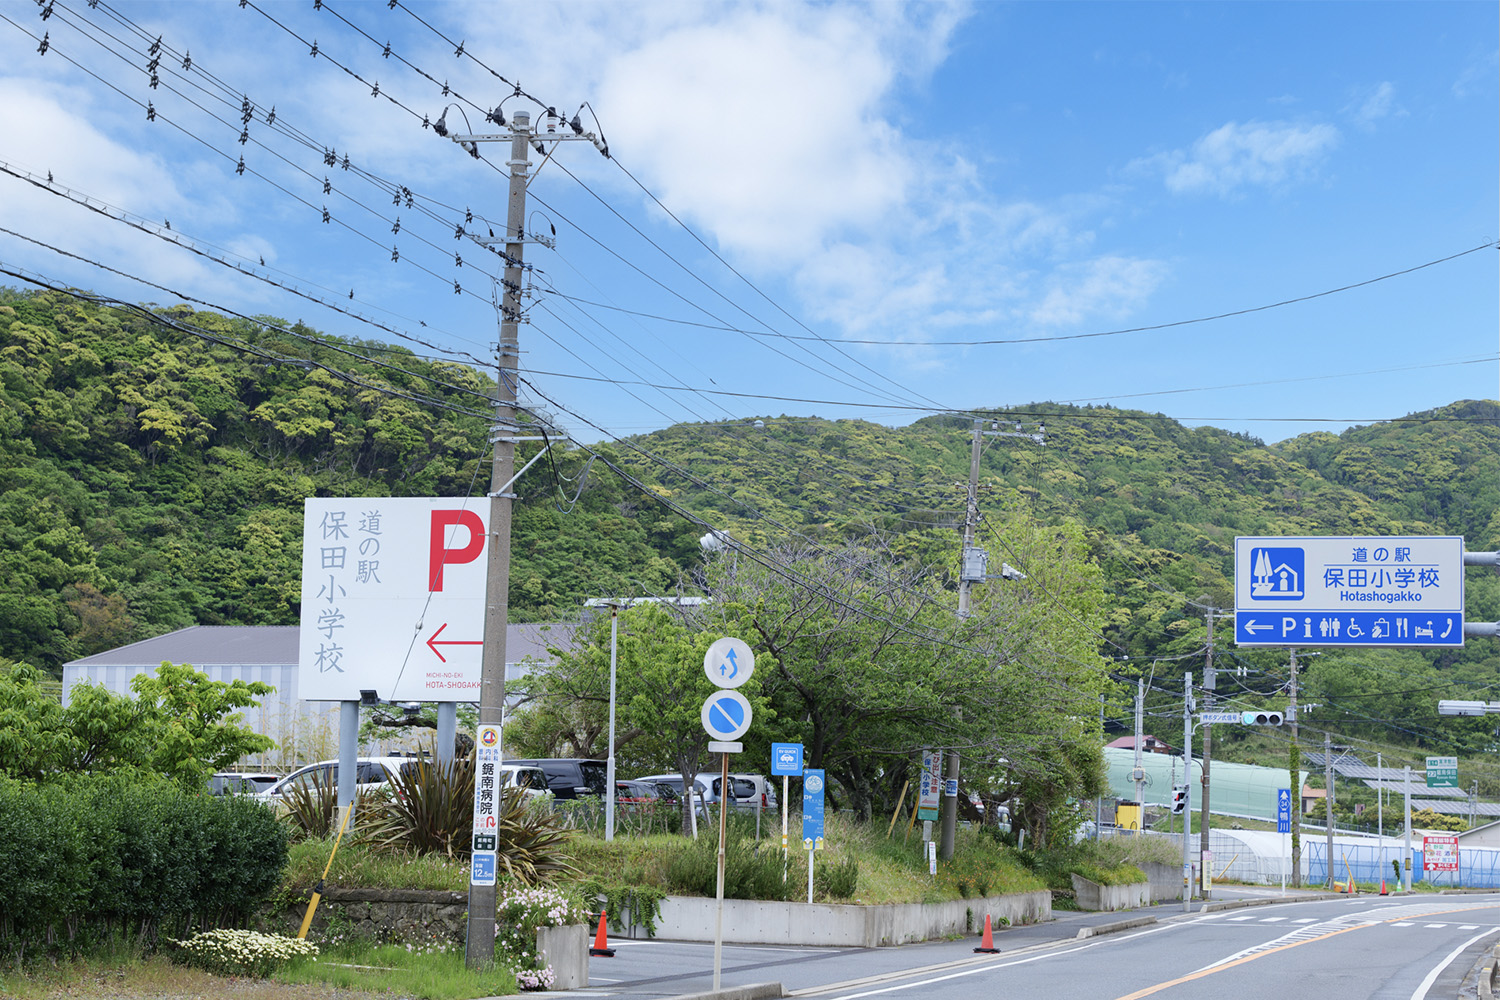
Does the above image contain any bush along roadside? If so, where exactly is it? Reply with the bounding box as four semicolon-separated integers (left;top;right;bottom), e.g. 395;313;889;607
0;772;288;965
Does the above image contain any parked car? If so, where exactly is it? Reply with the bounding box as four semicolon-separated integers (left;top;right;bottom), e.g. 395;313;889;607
634;772;772;810
614;779;661;804
502;758;608;800
208;771;279;796
498;763;550;800
256;756;419;802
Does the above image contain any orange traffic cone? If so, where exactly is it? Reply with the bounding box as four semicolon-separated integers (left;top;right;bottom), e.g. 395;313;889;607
1380;879;1388;895
589;911;615;957
973;913;1001;954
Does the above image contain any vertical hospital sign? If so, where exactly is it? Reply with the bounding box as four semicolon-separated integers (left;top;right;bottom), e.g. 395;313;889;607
298;498;489;701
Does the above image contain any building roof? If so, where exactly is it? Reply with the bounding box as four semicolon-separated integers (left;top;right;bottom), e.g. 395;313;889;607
1410;798;1500;818
1105;735;1174;752
65;622;574;670
1302;754;1428;783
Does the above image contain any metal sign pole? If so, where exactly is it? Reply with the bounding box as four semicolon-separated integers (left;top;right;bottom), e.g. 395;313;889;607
713;750;729;992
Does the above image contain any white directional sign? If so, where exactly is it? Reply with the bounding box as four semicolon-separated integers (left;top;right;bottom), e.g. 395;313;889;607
298;498;491;701
1199;712;1242;724
704;636;755;689
701;689;753;741
1234;536;1464;648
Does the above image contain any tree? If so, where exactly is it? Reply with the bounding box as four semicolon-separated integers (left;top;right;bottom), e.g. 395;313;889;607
513;602;771;834
0;660;273;788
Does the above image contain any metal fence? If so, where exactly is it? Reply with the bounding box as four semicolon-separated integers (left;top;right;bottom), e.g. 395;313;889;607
1104;828;1500;889
1307;840;1500;888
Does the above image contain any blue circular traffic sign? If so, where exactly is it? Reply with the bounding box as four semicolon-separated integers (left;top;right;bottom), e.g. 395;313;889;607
701;689;753;740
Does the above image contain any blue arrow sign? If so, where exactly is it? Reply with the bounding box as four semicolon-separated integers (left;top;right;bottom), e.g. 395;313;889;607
723;647;739;680
1276;788;1291;834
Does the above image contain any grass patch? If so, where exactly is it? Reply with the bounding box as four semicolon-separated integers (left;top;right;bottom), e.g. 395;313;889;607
281;837;471;892
0;950;387;1000
278;941;516;999
275;814;1047;909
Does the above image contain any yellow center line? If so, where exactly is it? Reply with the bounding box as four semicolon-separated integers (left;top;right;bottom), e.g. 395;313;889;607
1110;901;1500;1000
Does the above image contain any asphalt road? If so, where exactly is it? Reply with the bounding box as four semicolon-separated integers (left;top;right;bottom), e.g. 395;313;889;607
551;891;1500;1000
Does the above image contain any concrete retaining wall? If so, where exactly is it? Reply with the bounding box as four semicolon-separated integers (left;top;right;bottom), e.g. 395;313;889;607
1141;861;1185;902
265;887;470;944
613;891;1051;947
1070;874;1149;912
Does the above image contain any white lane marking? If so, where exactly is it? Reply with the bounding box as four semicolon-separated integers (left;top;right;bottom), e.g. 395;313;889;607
1460;925;1480;930
1392;922;1415;927
1227;915;1257;921
1292;918;1316;924
587;977;623;983
1423;923;1447;929
1409;927;1499;1000
1261;917;1286;923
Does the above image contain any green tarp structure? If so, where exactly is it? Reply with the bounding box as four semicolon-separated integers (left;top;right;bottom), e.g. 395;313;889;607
1104;747;1307;823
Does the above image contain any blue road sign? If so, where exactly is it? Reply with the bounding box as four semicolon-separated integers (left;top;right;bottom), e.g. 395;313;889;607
701;689;753;741
1276;788;1291;834
704;636;755;689
470;850;496;886
771;742;804;776
1235;536;1464;648
802;769;826;847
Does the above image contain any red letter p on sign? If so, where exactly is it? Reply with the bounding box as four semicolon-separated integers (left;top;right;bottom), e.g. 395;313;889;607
429;510;484;591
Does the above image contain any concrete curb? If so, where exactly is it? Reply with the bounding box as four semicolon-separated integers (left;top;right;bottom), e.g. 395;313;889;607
668;982;784;1000
1199;892;1342;913
1076;916;1156;939
1480;944;1500;1000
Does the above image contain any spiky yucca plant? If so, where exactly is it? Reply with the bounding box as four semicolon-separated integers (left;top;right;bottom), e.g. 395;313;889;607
358;754;577;883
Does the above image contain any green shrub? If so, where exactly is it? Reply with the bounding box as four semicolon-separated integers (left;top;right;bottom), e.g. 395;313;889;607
0;772;288;961
816;853;860;900
661;832;791;901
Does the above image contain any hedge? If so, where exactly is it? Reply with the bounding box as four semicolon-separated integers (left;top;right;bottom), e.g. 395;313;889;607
0;772;288;961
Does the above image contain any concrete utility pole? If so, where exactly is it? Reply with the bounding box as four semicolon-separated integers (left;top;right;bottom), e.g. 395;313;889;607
1133;678;1145;834
945;418;1042;861
1182;671;1194;909
461;109;531;969
1325;732;1335;889
1198;609;1215;898
942;420;985;861
1288;647;1301;888
445;108;602;969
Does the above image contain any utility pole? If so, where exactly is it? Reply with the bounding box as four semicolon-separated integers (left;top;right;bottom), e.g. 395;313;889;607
1182;671;1194;909
448;106;600;969
942;420;984;861
1133;678;1145;835
1288;647;1301;888
1198;609;1215;898
946;418;1042;861
1324;732;1335;889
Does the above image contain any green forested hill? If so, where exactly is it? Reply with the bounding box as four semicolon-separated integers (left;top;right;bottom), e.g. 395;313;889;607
2;287;1497;737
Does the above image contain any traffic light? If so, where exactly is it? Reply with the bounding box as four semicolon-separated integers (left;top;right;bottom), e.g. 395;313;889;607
1242;709;1284;726
1171;784;1188;814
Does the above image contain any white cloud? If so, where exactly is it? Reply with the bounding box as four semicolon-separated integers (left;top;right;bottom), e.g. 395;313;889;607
1346;81;1403;129
1029;256;1168;328
1140;120;1340;197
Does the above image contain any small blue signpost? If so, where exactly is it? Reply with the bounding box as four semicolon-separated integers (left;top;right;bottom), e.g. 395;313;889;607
771;743;804;776
771;743;804;860
1276;788;1291;834
802;769;825;905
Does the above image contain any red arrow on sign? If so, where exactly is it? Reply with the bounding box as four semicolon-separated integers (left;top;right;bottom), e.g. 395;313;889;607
426;622;483;663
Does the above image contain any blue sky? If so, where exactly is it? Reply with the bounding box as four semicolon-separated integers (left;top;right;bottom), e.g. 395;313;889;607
0;1;1494;446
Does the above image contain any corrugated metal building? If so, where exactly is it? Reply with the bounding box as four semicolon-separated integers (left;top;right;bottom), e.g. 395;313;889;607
62;623;572;771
